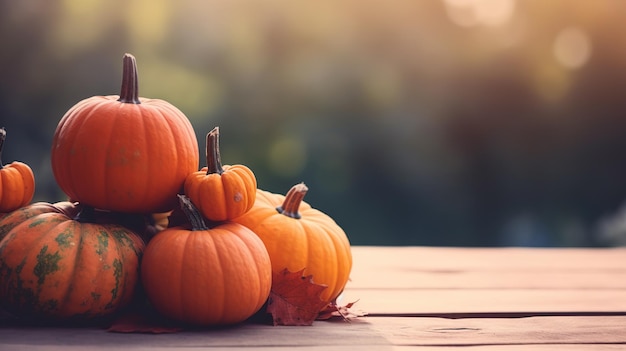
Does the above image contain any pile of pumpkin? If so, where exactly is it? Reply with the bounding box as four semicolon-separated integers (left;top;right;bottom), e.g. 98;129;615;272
0;54;352;326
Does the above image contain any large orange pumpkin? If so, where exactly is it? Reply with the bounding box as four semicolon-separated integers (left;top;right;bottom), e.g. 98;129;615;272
141;195;271;326
233;183;352;303
184;127;256;221
51;53;199;213
0;203;145;320
0;128;35;213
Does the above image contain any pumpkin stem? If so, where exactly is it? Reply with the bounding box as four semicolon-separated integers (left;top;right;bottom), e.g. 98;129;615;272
0;127;5;168
177;194;209;231
276;183;308;219
74;205;97;223
117;53;141;104
205;127;224;175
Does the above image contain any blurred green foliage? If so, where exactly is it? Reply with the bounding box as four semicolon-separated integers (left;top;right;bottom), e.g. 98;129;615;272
2;0;626;246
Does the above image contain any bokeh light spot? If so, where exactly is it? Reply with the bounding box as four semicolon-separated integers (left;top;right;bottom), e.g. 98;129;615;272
553;27;592;69
444;0;516;27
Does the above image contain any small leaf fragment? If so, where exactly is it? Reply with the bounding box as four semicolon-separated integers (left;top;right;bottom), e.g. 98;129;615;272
317;300;367;321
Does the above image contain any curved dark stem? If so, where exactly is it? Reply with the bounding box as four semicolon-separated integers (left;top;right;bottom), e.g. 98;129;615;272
276;183;308;219
205;127;224;175
178;195;209;231
117;53;141;104
0;127;5;167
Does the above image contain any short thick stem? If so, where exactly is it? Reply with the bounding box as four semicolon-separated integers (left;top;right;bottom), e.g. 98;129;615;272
178;195;209;231
117;53;141;104
276;183;308;219
205;127;224;175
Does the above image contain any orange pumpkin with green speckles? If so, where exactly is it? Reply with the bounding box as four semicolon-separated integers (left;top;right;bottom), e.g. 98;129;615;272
0;203;144;320
0;201;78;242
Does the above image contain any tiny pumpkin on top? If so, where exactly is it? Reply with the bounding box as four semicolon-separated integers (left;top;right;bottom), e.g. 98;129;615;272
184;127;256;222
0;128;35;213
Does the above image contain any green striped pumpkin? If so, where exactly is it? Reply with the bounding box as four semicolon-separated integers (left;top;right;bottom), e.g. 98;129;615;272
0;201;79;242
0;202;144;320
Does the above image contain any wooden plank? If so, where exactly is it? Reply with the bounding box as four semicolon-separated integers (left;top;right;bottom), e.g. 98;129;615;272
346;270;626;289
368;315;626;347
5;345;625;351
0;347;392;351
344;247;626;315
388;347;626;351
340;288;626;315
0;320;392;350
350;247;626;271
347;246;626;289
1;316;625;350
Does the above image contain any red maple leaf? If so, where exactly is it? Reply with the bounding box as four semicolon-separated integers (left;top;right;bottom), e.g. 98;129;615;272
266;268;329;326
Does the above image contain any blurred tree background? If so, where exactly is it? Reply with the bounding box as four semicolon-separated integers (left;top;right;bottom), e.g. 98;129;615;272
2;0;626;246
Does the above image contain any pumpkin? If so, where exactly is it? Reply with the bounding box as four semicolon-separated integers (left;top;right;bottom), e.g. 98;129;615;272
184;127;256;221
233;183;352;302
51;53;199;213
0;203;145;320
141;195;271;326
0;128;35;213
0;201;78;242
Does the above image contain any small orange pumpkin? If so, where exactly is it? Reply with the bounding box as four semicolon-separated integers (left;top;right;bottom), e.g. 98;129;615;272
233;183;352;303
0;128;35;213
51;53;199;213
141;195;271;326
0;203;145;320
184;127;256;221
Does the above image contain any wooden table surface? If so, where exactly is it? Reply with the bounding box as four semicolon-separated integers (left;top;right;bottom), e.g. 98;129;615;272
1;246;625;350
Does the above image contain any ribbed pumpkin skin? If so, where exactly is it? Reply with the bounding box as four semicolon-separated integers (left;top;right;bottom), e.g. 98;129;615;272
141;222;271;326
184;164;257;221
233;187;352;302
0;201;78;241
0;161;35;213
0;211;145;320
51;96;199;213
0;128;35;213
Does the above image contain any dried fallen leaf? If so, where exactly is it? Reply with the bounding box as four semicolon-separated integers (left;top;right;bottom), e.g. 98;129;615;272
317;300;367;321
266;268;329;326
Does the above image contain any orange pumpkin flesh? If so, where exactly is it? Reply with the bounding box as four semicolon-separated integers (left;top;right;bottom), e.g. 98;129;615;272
233;183;352;302
0;128;35;213
141;195;271;326
184;127;256;221
0;203;145;320
51;54;199;213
